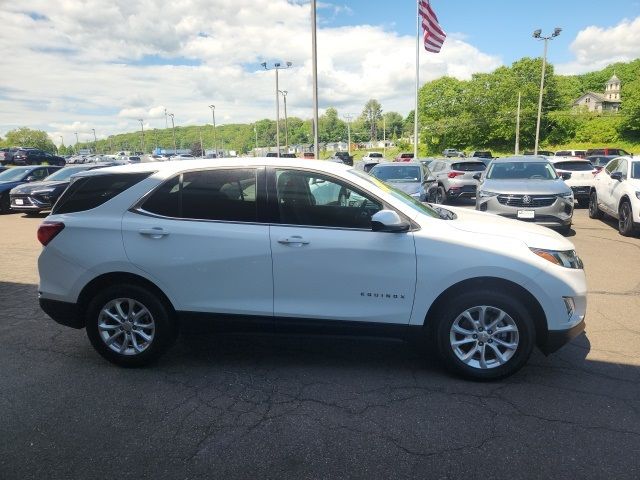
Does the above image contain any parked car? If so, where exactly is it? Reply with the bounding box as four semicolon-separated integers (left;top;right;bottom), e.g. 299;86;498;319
10;164;112;214
417;157;437;168
555;150;586;158
37;158;586;380
547;157;598;208
369;162;434;201
0;166;8;173
589;156;640;236
475;156;574;233
0;147;19;165
470;151;494;160
523;151;555;157
302;152;315;159
169;154;195;161
394;153;414;162
330;151;353;166
586;148;632;157
0;165;62;213
428;158;486;204
361;152;384;162
12;148;65;166
442;148;465;157
587;155;620;171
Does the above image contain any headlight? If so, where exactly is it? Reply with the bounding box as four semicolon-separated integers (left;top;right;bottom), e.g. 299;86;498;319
32;188;56;195
530;248;583;269
477;190;499;198
557;191;573;200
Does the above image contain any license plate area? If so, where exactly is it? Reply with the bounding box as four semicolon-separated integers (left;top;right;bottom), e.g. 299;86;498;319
15;199;24;205
517;210;535;219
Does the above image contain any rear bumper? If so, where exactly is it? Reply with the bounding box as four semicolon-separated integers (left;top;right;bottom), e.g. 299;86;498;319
39;297;84;329
539;318;586;355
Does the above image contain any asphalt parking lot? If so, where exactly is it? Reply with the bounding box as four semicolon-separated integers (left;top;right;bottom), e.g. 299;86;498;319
1;207;640;479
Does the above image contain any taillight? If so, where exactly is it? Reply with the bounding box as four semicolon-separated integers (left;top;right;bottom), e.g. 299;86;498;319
37;222;65;246
593;167;603;174
448;171;463;178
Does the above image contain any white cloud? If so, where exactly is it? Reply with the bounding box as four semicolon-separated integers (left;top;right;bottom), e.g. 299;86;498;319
557;16;640;74
0;0;502;145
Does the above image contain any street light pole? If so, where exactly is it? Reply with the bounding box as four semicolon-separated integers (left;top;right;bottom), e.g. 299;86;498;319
168;113;176;154
383;115;387;157
74;132;79;154
138;119;145;154
108;135;113;153
164;108;168;129
261;61;292;157
311;0;319;160
208;105;216;156
515;92;521;155
533;27;561;155
254;124;258;156
91;128;97;153
344;114;352;156
279;90;289;151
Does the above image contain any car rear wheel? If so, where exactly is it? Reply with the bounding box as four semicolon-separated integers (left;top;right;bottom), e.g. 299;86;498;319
434;290;535;380
85;284;177;367
588;191;602;219
618;201;636;237
0;193;10;214
435;186;447;205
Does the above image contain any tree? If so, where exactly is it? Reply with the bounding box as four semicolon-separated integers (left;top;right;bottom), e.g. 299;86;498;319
4;127;57;152
620;78;640;138
319;107;346;143
382;112;404;139
360;99;383;141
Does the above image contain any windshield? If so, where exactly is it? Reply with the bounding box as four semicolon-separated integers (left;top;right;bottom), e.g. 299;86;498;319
368;153;382;158
0;167;32;182
553;161;594;171
350;169;440;218
632;162;640;179
44;166;90;181
370;165;421;182
486;161;557;180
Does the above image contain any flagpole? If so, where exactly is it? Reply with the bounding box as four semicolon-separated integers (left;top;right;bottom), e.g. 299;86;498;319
414;0;419;159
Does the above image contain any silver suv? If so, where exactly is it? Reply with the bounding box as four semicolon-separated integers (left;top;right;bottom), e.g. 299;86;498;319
475;156;574;233
428;158;486;204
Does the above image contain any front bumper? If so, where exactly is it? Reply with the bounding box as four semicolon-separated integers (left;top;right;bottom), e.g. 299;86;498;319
39;297;84;329
539;318;586;355
10;194;53;211
477;196;573;227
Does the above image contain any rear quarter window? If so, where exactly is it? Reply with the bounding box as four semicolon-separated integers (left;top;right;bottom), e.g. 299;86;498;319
52;172;152;214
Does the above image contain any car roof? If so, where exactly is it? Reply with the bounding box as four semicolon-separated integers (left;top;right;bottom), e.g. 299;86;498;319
71;157;354;179
491;155;551;164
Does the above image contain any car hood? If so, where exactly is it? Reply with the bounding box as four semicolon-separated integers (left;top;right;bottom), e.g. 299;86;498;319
479;178;570;195
10;180;69;193
387;181;421;194
417;205;575;251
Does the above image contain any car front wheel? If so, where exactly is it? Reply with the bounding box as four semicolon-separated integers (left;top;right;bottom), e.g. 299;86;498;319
618;201;636;237
434;290;535;380
85;284;177;367
588;191;602;219
434;186;447;204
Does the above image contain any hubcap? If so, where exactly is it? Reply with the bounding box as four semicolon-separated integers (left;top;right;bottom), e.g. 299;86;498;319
98;298;155;356
620;204;630;230
449;305;519;370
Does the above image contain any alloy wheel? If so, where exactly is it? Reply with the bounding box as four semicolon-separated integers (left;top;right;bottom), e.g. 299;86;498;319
619;202;632;233
98;298;156;355
449;305;519;369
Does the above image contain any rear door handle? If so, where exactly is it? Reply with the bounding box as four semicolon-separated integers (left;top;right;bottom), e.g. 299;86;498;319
278;236;309;246
138;227;170;238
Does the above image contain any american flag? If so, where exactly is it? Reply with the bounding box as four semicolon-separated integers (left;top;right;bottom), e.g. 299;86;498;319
419;0;446;53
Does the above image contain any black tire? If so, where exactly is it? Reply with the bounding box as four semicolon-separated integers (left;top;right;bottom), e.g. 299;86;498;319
618;201;636;237
0;193;9;214
557;225;571;235
85;284;177;367
588;190;602;219
435;186;447;205
433;290;535;381
577;198;589;209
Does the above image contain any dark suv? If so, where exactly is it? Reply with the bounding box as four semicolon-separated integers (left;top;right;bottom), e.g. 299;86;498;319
12;149;65;166
330;151;354;165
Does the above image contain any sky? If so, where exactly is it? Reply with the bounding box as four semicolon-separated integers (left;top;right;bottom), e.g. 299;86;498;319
0;0;639;147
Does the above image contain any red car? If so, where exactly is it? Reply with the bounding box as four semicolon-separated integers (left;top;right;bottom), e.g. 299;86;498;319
394;153;414;162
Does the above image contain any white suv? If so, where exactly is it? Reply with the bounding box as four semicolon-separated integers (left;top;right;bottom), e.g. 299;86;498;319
548;156;598;208
38;159;587;380
589;156;640;236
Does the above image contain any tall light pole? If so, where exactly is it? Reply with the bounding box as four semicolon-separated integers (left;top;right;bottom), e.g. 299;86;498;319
344;114;352;156
74;132;79;154
168;113;176;154
515;92;521;155
164;108;168;129
261;61;292;157
311;0;319;160
208;105;216;156
532;27;561;155
254;124;258;156
138;119;145;154
91;128;97;153
279;90;289;151
108;135;113;153
383;115;387;157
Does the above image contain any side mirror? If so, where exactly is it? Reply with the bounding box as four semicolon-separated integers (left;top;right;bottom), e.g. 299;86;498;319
610;171;623;181
561;172;572;180
371;210;410;233
423;176;436;184
472;173;482;181
25;176;37;182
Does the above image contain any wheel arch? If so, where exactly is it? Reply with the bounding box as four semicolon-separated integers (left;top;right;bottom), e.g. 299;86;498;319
422;276;547;348
77;272;176;324
618;194;631;210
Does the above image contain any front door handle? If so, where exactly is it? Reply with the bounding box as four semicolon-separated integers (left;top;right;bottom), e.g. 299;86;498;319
278;236;310;246
139;227;170;238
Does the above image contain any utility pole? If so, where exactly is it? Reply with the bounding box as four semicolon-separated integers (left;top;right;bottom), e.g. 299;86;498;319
383;115;387;157
168;113;176;154
164;108;168;129
344;114;352;156
199;128;204;157
533;27;561;155
279;90;289;151
74;132;79;154
208;105;216;156
91;128;97;153
311;0;319;160
515;92;521;155
138;119;145;153
108;135;113;153
254;124;258;156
